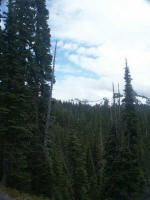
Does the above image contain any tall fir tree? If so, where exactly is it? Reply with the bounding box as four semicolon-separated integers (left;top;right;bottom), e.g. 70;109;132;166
0;0;37;190
123;59;137;148
101;60;146;200
86;147;99;200
34;0;52;133
0;0;5;182
101;124;125;200
121;60;146;199
52;145;74;200
1;0;150;198
68;133;89;200
28;0;53;195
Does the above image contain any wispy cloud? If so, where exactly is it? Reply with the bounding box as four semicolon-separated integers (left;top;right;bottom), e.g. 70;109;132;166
48;0;150;100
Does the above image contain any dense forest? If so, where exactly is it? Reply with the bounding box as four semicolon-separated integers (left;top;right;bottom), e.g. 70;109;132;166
1;0;150;200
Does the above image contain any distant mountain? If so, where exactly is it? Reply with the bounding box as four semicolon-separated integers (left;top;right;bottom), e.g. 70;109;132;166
69;92;150;106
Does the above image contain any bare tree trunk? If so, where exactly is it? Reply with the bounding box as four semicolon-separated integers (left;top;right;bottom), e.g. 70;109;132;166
118;83;121;119
112;82;115;105
44;41;57;160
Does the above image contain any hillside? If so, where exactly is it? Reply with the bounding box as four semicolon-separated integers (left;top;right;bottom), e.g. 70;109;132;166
1;0;150;199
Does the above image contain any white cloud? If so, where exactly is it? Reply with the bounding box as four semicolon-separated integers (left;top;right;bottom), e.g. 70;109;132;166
53;76;113;101
49;0;150;45
57;41;78;51
76;46;101;57
48;0;150;100
56;64;82;74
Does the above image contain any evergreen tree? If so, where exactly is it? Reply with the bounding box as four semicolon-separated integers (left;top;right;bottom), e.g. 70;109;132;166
0;0;37;190
86;147;99;200
123;60;137;148
28;142;54;197
28;0;53;195
0;0;5;182
122;60;146;199
34;0;52;132
101;125;144;200
101;61;146;200
52;146;74;200
68;133;89;200
0;0;53;194
1;3;150;196
101;125;125;200
93;137;102;192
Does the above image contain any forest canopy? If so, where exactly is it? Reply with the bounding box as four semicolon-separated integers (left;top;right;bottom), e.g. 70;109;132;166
0;1;150;200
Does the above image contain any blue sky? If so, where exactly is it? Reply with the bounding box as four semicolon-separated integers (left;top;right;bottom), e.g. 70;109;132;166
55;41;100;80
1;0;150;101
48;0;150;101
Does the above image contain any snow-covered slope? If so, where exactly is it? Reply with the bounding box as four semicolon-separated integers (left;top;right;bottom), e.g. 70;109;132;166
69;95;150;106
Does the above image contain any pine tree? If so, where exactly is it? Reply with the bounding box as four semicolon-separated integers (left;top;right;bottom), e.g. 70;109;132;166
52;146;74;200
33;0;52;132
0;0;37;190
122;60;146;199
28;142;54;197
101;61;146;200
101;125;125;200
93;137;102;193
86;147;99;200
0;0;5;183
123;59;137;148
28;0;53;195
68;133;89;200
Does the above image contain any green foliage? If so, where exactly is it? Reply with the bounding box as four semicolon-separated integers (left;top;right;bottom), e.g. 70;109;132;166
0;0;52;193
52;146;73;200
101;64;146;200
123;64;137;148
101;125;124;200
0;1;150;200
68;133;88;200
86;147;100;199
0;0;34;190
122;64;146;199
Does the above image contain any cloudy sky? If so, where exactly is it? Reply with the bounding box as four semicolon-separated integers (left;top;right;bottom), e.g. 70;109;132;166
47;0;150;102
2;0;150;101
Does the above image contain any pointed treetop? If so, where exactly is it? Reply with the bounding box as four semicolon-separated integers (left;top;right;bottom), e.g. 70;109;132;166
125;58;128;68
112;82;115;94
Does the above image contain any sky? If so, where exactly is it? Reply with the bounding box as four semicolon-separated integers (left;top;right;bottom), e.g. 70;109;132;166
47;0;150;102
1;0;150;102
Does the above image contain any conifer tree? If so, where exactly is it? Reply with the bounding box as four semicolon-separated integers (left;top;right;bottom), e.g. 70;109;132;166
52;146;74;200
0;0;23;186
34;0;52;132
101;61;146;200
1;0;150;197
86;147;99;200
123;59;137;148
93;138;102;192
68;133;89;200
29;0;53;195
0;0;37;190
28;143;54;197
101;125;124;200
0;0;5;183
122;60;146;199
